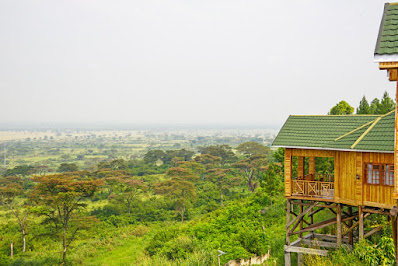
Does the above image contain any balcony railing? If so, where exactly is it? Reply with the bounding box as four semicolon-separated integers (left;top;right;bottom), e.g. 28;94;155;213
292;179;334;199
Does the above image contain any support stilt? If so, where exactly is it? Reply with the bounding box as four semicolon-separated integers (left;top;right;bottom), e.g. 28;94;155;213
337;204;342;246
348;207;353;245
359;206;364;239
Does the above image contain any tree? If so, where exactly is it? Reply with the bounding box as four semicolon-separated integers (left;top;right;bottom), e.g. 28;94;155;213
57;163;78;173
236;141;270;157
4;165;34;177
379;91;395;114
155;177;196;223
144;150;165;164
356;96;370;114
232;155;268;192
206;168;240;206
329;101;354;115
31;174;102;263
0;176;29;253
194;154;222;169
108;177;148;214
166;167;199;182
260;163;283;205
370;98;380;114
198;145;237;166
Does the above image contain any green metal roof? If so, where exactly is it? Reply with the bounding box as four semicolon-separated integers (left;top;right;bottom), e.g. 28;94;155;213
375;3;398;55
272;111;395;152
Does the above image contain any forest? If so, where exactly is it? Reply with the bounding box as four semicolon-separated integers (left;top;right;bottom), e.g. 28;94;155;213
1;92;398;266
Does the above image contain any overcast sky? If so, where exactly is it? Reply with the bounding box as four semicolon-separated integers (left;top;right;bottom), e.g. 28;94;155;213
0;0;394;127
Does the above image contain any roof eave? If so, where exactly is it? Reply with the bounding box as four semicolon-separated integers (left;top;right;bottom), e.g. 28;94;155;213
374;54;398;62
272;145;393;154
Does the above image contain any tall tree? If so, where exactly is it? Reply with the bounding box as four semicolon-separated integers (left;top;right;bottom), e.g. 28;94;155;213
154;177;196;222
260;163;283;205
57;163;78;173
0;176;29;253
370;98;380;114
31;174;102;263
356;96;370;114
379;91;395;114
329;101;354;115
236;141;270;157
108;177;147;214
198;145;237;166
232;155;268;192
194;154;222;169
206;168;240;206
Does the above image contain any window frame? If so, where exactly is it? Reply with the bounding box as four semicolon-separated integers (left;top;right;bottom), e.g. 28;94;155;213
364;163;394;186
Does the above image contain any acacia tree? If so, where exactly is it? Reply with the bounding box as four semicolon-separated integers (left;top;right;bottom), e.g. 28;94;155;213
233;155;268;192
31;174;102;263
108;177;148;214
0;176;29;253
236;141;270;157
198;145;237;166
155;177;196;223
206;168;240;206
194;154;222;170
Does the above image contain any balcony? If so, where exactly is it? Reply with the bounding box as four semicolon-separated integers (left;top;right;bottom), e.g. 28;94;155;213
292;174;334;199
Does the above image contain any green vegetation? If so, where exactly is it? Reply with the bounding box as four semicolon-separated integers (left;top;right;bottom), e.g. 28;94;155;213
1;129;397;265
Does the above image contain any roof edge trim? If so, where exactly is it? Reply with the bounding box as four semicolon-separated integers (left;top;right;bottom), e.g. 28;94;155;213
272;145;394;154
374;54;398;62
375;3;389;56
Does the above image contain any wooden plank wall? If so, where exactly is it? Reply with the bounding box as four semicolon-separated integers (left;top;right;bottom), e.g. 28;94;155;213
336;151;357;206
285;148;292;197
362;152;394;208
284;148;395;209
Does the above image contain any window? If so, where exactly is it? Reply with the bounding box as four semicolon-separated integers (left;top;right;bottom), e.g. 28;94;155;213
385;164;394;186
365;163;394;186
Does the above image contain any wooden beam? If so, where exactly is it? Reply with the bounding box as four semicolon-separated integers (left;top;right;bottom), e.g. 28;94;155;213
309;207;324;217
379;62;398;69
362;208;390;216
291;215;357;235
292;202;335;209
301;239;352;250
364;226;383;239
313;233;350;244
343;213;369;237
285;201;318;229
284;245;328;256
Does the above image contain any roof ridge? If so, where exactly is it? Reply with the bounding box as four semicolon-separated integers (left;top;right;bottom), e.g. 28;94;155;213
333;110;394;142
350;117;382;149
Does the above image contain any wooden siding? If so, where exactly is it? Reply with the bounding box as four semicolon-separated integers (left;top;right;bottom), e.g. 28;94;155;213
362;153;394;208
336;151;357;206
285;148;292;197
284;148;395;209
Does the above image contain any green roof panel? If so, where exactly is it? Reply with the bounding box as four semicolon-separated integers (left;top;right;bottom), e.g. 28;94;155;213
272;112;395;152
375;3;398;55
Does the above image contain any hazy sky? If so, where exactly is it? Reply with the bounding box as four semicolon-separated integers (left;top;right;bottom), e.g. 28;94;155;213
0;0;395;127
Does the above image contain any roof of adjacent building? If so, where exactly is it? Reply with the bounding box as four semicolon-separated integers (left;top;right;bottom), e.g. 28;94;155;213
272;111;395;153
375;3;398;60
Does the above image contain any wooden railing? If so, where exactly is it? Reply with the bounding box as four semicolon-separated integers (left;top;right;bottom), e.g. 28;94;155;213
292;180;334;198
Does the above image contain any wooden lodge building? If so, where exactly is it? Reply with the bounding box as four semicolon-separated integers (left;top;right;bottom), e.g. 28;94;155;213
272;2;398;265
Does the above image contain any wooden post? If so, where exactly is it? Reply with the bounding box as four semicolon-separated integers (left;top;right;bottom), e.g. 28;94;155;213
348;207;353;245
359;206;364;239
299;200;304;238
298;253;302;265
286;199;291;245
10;240;13;259
285;199;291;266
298;156;305;179
394;79;398;200
336;204;342;246
309;156;315;177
